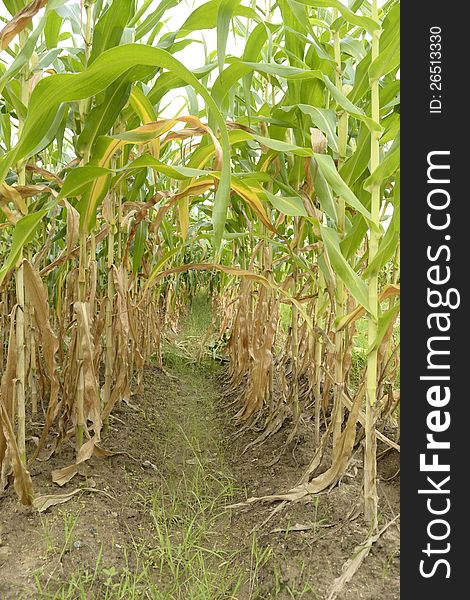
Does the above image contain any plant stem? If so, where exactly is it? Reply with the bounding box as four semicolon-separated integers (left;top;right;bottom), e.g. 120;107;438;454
332;12;348;444
365;0;381;530
313;276;325;445
103;192;115;421
15;30;30;465
75;0;94;453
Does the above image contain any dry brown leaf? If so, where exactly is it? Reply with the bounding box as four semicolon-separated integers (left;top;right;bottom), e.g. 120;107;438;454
25;163;63;182
0;307;17;471
0;184;53;200
33;488;82;512
298;417;334;484
0;183;28;215
33;485;113;512
22;260;61;461
52;438;121;486
51;436;97;486
23;260;59;372
74;302;102;433
0;403;34;505
61;199;80;257
51;463;78;487
310;128;327;154
324;370;400;453
100;265;133;420
0;0;48;50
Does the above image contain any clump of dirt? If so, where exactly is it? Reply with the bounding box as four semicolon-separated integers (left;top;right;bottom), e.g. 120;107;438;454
0;357;399;599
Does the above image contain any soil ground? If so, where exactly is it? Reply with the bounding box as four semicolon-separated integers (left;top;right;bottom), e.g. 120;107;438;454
0;326;400;599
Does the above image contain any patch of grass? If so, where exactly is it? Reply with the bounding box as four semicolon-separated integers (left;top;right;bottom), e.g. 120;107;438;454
248;533;272;599
162;289;225;369
39;515;58;559
137;377;243;598
34;437;242;600
382;549;399;581
310;496;330;535
33;546;164;599
145;464;242;599
185;291;214;339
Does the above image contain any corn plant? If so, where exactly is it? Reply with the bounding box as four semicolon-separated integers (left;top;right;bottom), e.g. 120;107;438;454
0;0;400;530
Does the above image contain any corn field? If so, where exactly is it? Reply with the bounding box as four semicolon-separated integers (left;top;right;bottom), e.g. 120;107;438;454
0;0;399;542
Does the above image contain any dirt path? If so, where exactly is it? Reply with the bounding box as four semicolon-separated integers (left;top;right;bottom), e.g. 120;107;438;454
0;354;399;599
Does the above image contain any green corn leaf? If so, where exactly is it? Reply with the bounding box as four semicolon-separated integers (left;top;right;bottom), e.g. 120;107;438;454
89;0;135;64
77;74;134;154
368;303;400;353
340;124;370;186
363;135;400;191
129;85;158;122
178;0;258;36
294;0;379;32
44;8;62;49
122;155;208;179
2;0;25;17
349;52;371;105
296;105;339;153
323;75;381;132
57;166;111;201
217;0;241;71
0;210;48;287
135;0;179;40
313;165;338;222
320;225;371;313
362;201;399;278
314;154;373;223
253;135;313;156
263;191;308;217
369;3;400;81
132;220;148;276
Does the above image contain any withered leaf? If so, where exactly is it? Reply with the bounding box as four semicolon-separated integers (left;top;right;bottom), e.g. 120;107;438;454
0;0;48;50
